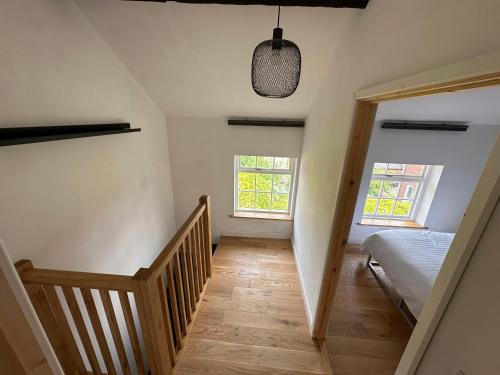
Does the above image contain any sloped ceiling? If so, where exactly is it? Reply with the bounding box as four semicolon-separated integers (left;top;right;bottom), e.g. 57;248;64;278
77;0;358;118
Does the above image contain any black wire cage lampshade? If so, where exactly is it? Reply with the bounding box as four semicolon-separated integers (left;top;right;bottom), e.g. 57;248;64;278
251;6;301;98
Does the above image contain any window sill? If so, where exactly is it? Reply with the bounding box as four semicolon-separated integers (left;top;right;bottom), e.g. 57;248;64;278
358;218;427;229
230;212;292;221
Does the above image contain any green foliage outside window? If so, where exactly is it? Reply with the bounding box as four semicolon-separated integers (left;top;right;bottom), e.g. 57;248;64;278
256;193;271;210
236;155;294;213
394;200;412;216
272;194;289;211
238;192;254;209
256;173;272;191
363;198;377;215
377;199;395;215
256;156;273;169
368;180;382;197
238;172;255;190
240;156;256;168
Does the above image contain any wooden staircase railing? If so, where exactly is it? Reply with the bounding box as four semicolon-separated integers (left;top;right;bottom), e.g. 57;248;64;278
15;196;212;375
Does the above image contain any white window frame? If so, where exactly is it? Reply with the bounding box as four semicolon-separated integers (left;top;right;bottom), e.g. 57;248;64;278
234;155;298;217
363;164;430;220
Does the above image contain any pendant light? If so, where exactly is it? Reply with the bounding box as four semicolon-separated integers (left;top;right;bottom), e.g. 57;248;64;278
251;6;301;98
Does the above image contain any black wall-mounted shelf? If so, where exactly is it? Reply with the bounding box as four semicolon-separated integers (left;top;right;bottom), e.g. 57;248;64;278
381;121;468;132
228;119;305;128
0;123;140;147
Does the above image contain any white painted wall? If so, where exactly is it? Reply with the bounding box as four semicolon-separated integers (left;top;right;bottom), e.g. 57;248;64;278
292;0;500;325
416;201;500;374
348;123;499;243
166;117;303;241
0;0;176;275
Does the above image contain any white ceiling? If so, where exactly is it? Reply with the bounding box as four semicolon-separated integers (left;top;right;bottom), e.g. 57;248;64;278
376;85;500;126
77;0;357;118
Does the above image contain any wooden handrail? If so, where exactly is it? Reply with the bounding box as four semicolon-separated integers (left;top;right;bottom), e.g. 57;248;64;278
14;196;213;375
19;267;136;291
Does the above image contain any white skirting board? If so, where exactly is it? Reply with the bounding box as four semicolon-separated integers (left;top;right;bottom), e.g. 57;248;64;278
291;235;315;334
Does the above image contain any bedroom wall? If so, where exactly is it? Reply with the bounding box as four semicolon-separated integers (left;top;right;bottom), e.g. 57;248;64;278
416;200;500;374
292;0;500;326
0;0;176;276
166;117;303;242
348;123;500;243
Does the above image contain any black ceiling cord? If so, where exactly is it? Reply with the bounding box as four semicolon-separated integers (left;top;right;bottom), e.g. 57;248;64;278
123;0;369;9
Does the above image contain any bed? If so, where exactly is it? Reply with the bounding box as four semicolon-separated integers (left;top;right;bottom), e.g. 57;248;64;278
361;229;454;323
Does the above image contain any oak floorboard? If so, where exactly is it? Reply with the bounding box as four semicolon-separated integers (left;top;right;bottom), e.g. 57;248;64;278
181;338;251;364
174;358;268;375
223;310;309;334
329;354;399;375
251;346;325;374
325;250;412;375
175;236;325;374
190;323;319;353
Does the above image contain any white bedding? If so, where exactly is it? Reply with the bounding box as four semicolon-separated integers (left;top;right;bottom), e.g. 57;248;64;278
361;229;454;318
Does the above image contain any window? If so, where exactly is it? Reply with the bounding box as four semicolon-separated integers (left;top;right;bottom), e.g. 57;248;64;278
363;163;429;220
234;155;297;217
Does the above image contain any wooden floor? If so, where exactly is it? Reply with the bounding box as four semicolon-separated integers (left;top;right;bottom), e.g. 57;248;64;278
325;246;412;375
174;236;325;375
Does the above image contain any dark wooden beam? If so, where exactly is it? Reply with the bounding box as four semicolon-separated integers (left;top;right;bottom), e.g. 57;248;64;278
125;0;369;8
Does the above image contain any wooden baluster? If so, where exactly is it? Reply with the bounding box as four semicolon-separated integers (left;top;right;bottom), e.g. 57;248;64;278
156;273;176;366
179;242;193;321
99;290;132;375
194;227;204;294
133;269;173;375
195;218;207;284
118;291;146;375
200;195;213;277
61;286;102;375
166;261;183;349
173;252;188;333
199;218;207;282
42;284;86;375
187;232;200;302
81;288;117;375
15;260;85;375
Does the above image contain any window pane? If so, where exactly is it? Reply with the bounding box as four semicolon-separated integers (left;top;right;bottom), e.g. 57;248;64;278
405;164;425;176
274;157;291;170
272;193;289;211
381;181;400;198
256;156;273;169
238;172;255;190
377;199;395;215
239;155;256;168
368;179;382;197
398;181;419;199
386;163;405;175
255;193;271;210
363;198;377;215
394;200;412;216
273;174;291;193
373;163;387;175
256;173;272;191
238;192;255;209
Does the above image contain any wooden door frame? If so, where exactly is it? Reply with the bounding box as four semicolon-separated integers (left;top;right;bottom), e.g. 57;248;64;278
312;50;500;373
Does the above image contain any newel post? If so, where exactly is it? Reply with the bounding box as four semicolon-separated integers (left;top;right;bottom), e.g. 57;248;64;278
133;268;172;375
199;195;213;277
